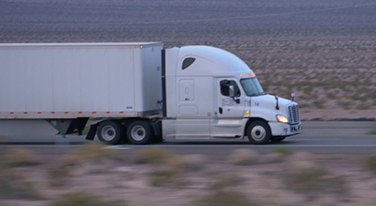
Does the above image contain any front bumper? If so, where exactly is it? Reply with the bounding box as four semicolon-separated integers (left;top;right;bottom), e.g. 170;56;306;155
268;121;301;136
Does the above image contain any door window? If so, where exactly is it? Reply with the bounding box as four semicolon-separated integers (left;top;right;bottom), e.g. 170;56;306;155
220;80;240;97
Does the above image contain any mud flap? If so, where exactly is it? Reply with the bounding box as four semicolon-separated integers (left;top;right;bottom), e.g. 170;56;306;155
85;125;97;140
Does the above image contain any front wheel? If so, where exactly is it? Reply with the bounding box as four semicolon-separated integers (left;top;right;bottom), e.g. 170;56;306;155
246;120;271;144
127;121;153;144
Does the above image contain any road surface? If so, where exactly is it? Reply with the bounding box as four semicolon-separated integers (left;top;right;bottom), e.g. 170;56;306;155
0;121;375;155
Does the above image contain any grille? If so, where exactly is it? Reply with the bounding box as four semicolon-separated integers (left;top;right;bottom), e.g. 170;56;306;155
288;105;300;123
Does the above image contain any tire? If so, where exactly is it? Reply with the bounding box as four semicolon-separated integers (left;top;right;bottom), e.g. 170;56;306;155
271;136;286;143
127;121;153;145
97;121;123;145
246;120;271;144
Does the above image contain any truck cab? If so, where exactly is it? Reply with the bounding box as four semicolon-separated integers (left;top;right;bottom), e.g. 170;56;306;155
162;45;301;143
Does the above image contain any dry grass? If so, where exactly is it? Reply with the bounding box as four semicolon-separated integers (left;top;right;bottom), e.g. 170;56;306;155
148;169;186;187
227;149;259;165
363;155;376;174
59;142;121;166
135;147;172;165
282;156;348;200
195;190;255;206
4;148;40;168
168;154;207;171
273;146;292;155
49;192;126;206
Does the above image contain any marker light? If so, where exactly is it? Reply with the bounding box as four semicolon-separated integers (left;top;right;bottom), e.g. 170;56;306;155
240;74;243;77
246;110;249;114
140;46;143;48
276;114;289;123
247;73;253;76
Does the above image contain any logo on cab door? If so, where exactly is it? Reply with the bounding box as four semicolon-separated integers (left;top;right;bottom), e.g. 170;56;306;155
222;98;235;106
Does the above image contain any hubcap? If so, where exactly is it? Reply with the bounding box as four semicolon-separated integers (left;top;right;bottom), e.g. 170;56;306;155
131;125;146;141
251;125;266;141
101;125;116;141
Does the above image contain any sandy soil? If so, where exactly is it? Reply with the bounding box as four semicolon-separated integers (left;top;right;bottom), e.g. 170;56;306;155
1;148;376;206
1;0;376;120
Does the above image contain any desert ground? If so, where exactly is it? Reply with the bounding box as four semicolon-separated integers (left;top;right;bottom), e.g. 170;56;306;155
1;0;376;120
2;143;376;206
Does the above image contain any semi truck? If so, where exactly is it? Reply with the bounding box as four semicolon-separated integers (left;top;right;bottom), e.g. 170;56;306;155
0;42;301;144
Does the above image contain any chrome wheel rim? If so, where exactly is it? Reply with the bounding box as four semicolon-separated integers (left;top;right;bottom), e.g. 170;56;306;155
101;125;116;141
131;125;146;141
251;125;266;141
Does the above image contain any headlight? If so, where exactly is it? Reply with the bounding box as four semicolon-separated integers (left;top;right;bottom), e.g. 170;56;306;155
276;114;289;123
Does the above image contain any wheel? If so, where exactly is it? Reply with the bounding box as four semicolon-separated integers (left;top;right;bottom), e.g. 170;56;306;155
97;121;123;145
271;136;286;143
246;120;271;144
127;121;153;144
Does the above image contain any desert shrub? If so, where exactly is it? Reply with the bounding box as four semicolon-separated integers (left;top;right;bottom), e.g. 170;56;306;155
356;103;370;110
148;167;188;187
207;174;242;190
227;149;258;165
363;155;376;173
261;153;285;164
4;148;40;168
367;128;376;135
49;192;125;206
298;103;310;109
273;146;292;155
48;167;71;187
136;147;172;165
283;158;347;199
195;190;255;206
168;154;207;171
283;162;325;197
351;197;376;206
326;92;336;99
60;142;121;166
302;85;313;93
337;101;351;110
313;100;325;109
0;171;43;200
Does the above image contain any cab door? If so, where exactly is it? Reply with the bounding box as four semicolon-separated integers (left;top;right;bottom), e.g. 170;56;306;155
210;79;246;138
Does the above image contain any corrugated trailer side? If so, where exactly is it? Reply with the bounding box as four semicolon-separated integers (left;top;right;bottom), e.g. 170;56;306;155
0;42;163;119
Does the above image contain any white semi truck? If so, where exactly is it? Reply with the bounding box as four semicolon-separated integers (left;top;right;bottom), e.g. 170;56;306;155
0;42;300;144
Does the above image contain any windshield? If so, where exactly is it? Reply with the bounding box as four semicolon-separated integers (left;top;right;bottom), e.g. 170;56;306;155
240;78;265;96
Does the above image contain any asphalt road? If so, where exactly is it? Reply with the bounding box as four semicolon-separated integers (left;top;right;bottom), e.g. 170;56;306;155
1;121;376;155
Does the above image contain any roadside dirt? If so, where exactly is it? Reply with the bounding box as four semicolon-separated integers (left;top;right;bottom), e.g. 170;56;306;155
1;148;376;206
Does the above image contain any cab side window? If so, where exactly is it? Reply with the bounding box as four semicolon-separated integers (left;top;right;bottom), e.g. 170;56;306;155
220;80;240;97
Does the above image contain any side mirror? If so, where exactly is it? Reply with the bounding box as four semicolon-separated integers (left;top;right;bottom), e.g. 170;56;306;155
229;85;240;104
229;85;235;98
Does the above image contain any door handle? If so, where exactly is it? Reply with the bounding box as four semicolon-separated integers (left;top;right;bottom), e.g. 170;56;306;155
219;107;223;114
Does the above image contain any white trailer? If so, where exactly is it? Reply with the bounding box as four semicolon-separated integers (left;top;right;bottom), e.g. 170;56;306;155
0;42;300;144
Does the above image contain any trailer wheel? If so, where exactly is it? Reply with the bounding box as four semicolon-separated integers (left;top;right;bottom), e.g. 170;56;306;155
271;136;286;143
97;121;123;145
127;121;153;145
246;120;271;144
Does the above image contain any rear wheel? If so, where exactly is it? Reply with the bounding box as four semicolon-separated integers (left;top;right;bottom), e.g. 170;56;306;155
271;136;286;143
97;121;123;145
127;121;153;144
246;120;271;144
